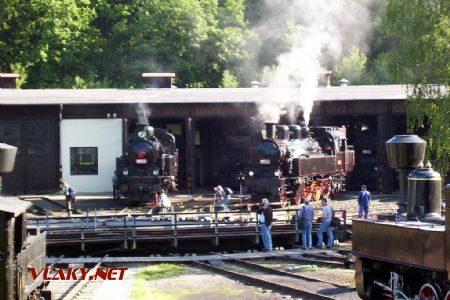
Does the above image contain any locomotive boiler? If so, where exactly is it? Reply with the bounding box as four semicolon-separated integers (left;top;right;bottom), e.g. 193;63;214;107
353;135;449;299
115;122;178;204
243;123;355;206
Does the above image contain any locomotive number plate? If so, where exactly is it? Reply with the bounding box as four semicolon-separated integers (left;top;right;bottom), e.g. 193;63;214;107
260;159;271;165
135;159;147;164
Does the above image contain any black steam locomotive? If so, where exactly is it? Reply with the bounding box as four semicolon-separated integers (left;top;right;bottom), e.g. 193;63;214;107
115;123;178;204
353;135;449;299
243;123;355;206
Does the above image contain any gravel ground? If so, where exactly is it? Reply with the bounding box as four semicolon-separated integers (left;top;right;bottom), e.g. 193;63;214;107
70;261;358;300
145;266;295;300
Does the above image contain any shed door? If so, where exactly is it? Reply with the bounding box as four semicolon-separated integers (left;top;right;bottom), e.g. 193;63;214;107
0;120;58;194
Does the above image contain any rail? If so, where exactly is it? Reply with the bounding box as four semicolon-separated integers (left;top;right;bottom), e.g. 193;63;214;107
27;205;356;250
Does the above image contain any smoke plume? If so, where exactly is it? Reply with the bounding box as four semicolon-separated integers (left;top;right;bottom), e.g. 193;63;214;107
254;0;375;125
136;103;151;123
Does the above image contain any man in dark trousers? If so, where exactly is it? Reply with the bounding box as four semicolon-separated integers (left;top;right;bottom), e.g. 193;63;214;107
358;184;371;218
298;197;314;250
257;198;273;252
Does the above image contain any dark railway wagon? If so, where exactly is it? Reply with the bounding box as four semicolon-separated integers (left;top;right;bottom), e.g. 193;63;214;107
353;135;449;299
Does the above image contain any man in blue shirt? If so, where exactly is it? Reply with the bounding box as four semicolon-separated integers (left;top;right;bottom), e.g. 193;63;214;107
358;184;371;218
298;198;314;250
317;198;333;249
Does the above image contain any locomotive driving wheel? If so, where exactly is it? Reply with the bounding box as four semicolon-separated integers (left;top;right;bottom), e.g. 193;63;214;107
418;283;442;300
280;191;288;207
444;290;450;300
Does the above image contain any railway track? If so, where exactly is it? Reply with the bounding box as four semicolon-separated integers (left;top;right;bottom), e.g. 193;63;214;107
175;252;358;300
47;256;107;300
211;251;355;289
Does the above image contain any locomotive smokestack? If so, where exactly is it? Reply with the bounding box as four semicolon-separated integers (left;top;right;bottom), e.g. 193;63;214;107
265;123;276;139
386;135;426;214
136;122;150;131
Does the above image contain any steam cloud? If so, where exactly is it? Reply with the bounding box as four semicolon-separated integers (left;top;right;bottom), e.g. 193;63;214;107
254;0;375;125
136;103;151;123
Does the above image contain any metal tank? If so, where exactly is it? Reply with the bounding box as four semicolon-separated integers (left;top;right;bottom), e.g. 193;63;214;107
275;125;289;140
386;135;426;169
288;125;301;139
265;123;276;139
407;164;441;219
386;135;426;213
0;143;17;174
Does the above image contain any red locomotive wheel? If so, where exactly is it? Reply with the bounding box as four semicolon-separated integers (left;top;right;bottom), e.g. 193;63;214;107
293;195;301;205
418;283;441;300
280;191;287;207
445;290;450;300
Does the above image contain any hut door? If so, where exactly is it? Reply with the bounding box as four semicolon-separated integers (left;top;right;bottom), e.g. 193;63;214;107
0;120;58;194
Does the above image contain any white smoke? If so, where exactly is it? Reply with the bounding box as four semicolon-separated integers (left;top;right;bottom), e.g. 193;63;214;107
136;103;151;123
255;0;374;125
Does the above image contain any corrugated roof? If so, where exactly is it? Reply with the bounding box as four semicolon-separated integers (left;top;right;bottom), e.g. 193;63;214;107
0;197;32;216
0;85;409;105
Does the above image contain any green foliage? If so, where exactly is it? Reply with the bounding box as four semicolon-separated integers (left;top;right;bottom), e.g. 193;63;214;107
0;0;256;88
332;46;368;85
383;0;450;177
0;0;98;87
220;69;240;88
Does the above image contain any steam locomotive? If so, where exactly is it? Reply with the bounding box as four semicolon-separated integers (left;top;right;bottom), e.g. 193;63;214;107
243;123;355;206
353;135;449;299
115;122;178;204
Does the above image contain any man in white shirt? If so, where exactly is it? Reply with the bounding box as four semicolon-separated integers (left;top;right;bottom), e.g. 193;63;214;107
159;190;171;213
316;198;333;249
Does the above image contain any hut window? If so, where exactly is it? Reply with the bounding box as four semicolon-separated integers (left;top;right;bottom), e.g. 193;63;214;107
70;147;98;175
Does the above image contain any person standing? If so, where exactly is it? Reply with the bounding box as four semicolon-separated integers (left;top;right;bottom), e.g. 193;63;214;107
257;198;273;252
222;187;233;210
112;172;120;200
317;198;333;249
358;184;371;218
298;198;314;250
62;181;76;217
213;185;224;207
159;190;171;213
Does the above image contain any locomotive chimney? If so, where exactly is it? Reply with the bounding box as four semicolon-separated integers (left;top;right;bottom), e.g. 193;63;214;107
265;123;276;139
386;135;426;214
318;71;332;87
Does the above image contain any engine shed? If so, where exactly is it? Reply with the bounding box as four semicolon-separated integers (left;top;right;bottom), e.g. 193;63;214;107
0;83;407;195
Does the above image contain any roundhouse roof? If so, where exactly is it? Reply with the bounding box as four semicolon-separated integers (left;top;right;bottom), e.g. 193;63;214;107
0;85;409;105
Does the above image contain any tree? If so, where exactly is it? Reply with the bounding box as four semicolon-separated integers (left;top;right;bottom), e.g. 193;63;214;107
383;0;450;177
0;0;97;87
332;46;368;85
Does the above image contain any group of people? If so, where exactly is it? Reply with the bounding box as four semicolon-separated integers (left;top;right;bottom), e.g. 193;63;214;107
298;198;334;250
257;184;371;252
